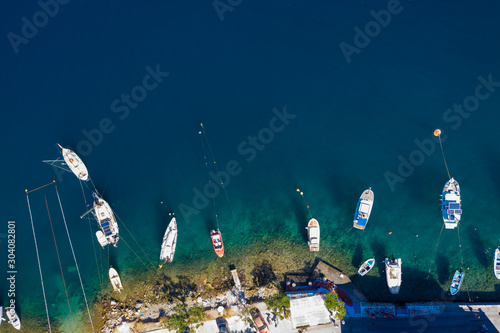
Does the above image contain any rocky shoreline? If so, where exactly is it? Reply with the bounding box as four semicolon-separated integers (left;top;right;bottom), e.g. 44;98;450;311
101;263;283;332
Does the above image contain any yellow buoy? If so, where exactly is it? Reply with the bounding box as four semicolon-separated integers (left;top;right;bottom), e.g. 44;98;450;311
433;129;441;137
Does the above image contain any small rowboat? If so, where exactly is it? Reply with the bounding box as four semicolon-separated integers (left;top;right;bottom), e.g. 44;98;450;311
358;258;375;276
494;249;500;279
450;269;464;295
109;267;123;293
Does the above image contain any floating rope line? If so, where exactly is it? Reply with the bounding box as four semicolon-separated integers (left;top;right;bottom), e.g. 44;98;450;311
54;186;95;332
25;192;52;333
426;224;445;279
119;236;156;275
457;225;472;301
200;123;238;226
79;181;103;296
44;194;71;313
26;180;56;194
113;213;159;274
296;188;313;219
434;129;451;179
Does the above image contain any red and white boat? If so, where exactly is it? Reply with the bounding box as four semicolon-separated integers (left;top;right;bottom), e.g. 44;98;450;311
210;229;224;257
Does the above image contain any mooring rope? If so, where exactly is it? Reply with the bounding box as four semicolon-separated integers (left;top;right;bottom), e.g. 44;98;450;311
436;131;451;179
55;186;95;332
426;224;445;279
26;193;52;333
296;188;313;219
44;194;71;313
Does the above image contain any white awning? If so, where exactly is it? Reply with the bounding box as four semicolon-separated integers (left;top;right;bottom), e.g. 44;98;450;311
290;295;331;328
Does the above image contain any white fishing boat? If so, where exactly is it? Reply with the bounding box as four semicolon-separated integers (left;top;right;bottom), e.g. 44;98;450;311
385;255;402;294
305;218;320;251
6;308;20;330
57;144;89;181
353;188;374;230
92;192;119;247
159;217;177;267
109;267;123;293
494;249;500;279
441;178;461;229
358;258;375;276
0;306;5;326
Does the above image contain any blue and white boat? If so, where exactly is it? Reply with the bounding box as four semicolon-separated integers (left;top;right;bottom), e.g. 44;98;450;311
450;269;465;295
358;258;375;276
441;178;461;229
494;249;500;279
353;188;374;230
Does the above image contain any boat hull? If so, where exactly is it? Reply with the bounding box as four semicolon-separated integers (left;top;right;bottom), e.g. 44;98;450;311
353;188;374;230
306;218;320;251
358;258;375;276
441;178;461;230
58;144;89;181
494;249;500;280
6;308;21;330
450;270;464;295
385;257;402;294
160;217;178;264
93;193;119;247
109;267;123;292
210;230;224;257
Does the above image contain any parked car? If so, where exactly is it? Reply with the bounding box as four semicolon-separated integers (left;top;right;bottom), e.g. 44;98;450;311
216;317;230;333
250;308;269;333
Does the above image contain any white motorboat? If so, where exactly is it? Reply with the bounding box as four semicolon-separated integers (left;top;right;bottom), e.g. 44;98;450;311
6;308;20;330
385;255;402;294
109;267;123;293
159;217;177;267
306;218;320;251
441;178;461;229
494;249;500;279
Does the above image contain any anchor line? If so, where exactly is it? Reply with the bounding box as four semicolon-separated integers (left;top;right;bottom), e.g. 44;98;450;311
119;236;156;275
427;224;445;279
113;213;159;274
80;180;103;296
438;134;451;179
54;186;96;332
26;193;52;333
457;225;472;301
44;194;71;313
200;123;237;228
200;132;220;230
296;188;313;220
323;227;354;258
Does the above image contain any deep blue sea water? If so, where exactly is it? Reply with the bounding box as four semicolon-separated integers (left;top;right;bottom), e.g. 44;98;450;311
1;0;500;331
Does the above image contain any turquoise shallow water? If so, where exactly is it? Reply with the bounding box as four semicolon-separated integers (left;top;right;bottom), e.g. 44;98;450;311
1;0;500;331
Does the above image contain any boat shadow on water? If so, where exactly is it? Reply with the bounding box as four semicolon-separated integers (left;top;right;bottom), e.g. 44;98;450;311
466;225;490;268
436;253;450;285
351;243;364;268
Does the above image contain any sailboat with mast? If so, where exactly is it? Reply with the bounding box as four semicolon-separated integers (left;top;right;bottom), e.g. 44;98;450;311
43;144;89;181
159;217;177;267
81;192;119;247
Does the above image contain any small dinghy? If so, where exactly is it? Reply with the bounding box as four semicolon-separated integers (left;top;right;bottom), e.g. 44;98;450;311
494;249;500;279
450;269;465;295
306;218;320;251
353;188;374;230
6;308;20;330
358;258;375;276
109;267;123;293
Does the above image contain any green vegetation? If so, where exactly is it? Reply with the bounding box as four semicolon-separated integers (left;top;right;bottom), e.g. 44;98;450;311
264;293;290;320
163;303;207;332
323;292;346;320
